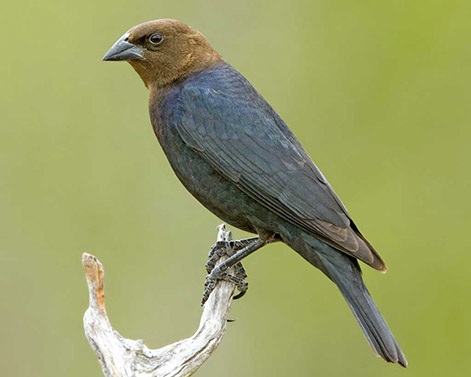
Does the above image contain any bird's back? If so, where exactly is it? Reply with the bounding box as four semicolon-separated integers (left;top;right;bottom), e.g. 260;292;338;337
155;62;386;271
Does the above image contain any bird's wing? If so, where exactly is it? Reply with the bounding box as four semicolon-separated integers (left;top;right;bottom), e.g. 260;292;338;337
174;86;385;271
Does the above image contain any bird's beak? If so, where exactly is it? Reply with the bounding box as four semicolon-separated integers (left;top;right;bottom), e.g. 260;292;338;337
102;33;144;61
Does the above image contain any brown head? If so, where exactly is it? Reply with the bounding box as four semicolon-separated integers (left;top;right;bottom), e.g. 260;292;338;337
103;19;222;89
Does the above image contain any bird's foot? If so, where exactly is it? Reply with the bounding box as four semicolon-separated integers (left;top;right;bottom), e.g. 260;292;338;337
201;239;253;305
201;267;248;305
205;239;253;275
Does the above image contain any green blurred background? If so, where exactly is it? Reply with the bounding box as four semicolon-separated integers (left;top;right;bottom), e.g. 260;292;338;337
1;0;470;376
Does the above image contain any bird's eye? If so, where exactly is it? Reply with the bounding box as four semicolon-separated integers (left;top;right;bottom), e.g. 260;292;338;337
149;33;164;45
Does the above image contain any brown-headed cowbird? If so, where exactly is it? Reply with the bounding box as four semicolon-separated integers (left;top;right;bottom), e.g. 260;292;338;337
103;19;407;367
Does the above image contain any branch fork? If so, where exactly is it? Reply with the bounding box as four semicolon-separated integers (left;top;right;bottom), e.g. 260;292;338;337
82;225;238;377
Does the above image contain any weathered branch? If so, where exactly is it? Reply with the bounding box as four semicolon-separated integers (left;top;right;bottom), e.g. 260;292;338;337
82;225;237;377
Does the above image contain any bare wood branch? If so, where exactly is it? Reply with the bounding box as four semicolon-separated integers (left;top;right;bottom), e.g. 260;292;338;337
82;224;237;377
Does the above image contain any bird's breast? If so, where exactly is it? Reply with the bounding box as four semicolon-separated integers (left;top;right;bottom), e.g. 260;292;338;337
148;107;254;232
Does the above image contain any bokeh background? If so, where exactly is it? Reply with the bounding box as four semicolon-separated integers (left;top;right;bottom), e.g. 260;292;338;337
1;0;470;376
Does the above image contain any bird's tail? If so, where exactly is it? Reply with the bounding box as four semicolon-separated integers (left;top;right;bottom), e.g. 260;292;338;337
283;230;407;367
322;254;408;367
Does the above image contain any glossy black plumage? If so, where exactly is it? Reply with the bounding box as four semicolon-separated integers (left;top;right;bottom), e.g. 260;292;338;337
170;63;385;271
104;19;407;367
152;62;406;366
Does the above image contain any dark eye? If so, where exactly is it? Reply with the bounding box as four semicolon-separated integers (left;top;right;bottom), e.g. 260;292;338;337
149;33;164;45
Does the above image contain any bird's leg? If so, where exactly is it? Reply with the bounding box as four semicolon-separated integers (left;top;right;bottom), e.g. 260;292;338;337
205;237;259;274
202;238;267;305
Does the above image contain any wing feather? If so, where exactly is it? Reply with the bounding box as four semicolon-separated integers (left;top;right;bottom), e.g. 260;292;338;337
175;86;385;271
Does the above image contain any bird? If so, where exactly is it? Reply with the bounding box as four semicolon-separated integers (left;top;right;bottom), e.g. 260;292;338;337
103;19;407;367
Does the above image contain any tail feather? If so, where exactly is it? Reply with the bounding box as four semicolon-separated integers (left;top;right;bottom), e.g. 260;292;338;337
320;252;408;367
338;274;407;366
281;225;407;366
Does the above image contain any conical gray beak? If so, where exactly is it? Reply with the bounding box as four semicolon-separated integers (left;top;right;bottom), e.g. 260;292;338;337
102;33;144;61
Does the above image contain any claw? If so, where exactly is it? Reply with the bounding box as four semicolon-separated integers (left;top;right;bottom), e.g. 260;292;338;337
201;242;250;305
233;289;247;300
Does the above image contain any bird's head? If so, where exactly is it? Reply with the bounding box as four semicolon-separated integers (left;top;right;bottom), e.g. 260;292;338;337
103;19;221;89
